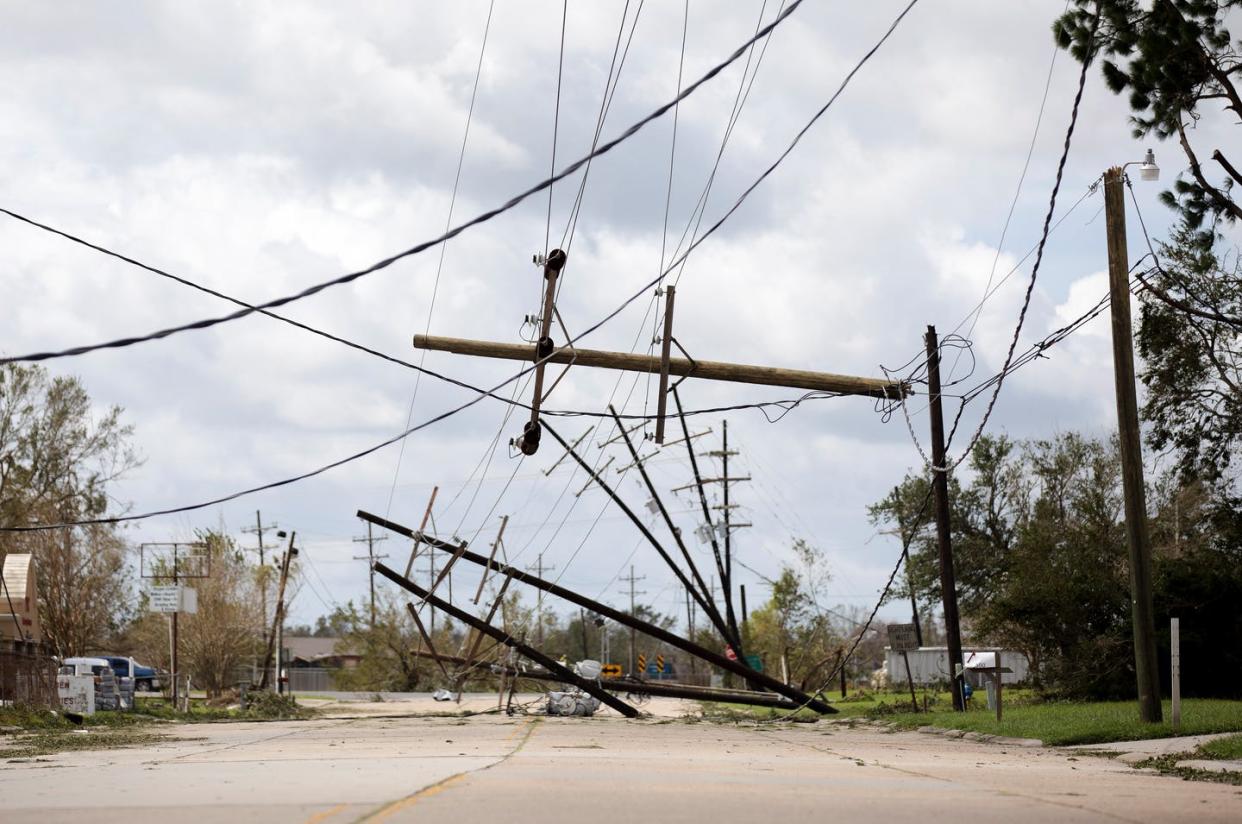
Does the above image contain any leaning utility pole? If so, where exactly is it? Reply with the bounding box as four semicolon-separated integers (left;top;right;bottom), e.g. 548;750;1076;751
353;521;389;627
620;566;646;676
258;532;297;692
925;325;965;711
1103;166;1162;723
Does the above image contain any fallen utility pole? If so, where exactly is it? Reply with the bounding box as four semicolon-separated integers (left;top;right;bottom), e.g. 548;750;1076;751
404;485;439;579
360;511;834;713
925;326;965;712
374;563;640;718
542;421;729;637
672;390;742;656
413;334;908;398
1103;165;1162;724
608;405;726;636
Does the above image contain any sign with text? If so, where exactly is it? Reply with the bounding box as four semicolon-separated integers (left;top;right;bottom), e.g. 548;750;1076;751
149;586;198;614
56;674;95;715
887;623;919;652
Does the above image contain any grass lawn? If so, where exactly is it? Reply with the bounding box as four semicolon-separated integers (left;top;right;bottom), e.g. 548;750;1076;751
884;698;1242;746
1199;733;1242;760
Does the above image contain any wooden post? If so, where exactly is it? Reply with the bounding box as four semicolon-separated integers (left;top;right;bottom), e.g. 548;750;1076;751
654;285;676;443
413;334;908;397
258;532;296;691
902;650;918;713
925;325;966;712
1104;166;1162;724
472;515;508;604
1171;617;1181;732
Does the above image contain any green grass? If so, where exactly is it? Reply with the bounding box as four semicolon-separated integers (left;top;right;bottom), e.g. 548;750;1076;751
883;698;1242;746
0;727;170;760
1198;733;1242;760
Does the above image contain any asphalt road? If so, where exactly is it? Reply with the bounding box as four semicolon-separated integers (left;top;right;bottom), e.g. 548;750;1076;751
2;697;1239;823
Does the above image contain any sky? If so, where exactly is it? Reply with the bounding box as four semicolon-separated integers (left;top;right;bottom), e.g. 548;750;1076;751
0;1;1214;636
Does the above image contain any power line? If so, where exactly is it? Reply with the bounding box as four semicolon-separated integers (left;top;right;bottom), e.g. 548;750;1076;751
0;0;812;367
0;2;917;534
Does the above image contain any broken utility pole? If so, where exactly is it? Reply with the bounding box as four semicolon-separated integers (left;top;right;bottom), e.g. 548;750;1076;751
375;563;640;718
359;511;835;713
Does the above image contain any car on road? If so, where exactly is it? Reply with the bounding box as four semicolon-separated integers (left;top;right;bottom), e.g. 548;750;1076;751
99;656;163;691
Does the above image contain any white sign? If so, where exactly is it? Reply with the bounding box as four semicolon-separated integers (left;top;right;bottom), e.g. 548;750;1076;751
887;623;920;652
56;674;95;715
150;586;198;614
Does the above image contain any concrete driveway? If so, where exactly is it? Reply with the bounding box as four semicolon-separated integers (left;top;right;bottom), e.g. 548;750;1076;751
1;698;1238;823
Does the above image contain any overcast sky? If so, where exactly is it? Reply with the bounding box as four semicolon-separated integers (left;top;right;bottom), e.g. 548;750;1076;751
0;1;1210;635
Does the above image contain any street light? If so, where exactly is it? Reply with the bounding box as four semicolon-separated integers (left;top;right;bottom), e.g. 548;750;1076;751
1138;148;1159;181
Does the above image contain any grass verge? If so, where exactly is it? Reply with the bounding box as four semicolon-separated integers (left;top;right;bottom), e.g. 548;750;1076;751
881;698;1242;746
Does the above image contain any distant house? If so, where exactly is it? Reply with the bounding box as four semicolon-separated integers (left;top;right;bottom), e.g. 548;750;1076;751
0;554;41;644
284;636;361;670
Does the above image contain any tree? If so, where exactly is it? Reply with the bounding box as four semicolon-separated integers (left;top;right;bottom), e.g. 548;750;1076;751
0;363;140;653
873;431;1242;698
1053;1;1242;498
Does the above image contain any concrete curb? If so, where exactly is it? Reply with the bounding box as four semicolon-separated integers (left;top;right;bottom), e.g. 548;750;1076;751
900;723;1042;748
1174;759;1242;774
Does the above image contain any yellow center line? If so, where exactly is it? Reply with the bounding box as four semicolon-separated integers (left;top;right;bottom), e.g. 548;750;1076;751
357;718;539;823
303;803;348;824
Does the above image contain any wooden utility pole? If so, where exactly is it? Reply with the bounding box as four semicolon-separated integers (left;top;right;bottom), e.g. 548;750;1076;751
404;485;439;578
241;510;280;646
1104;166;1162;723
353;521;389;627
925;325;965;711
620;566;646;676
258;532;297;692
413;334;906;397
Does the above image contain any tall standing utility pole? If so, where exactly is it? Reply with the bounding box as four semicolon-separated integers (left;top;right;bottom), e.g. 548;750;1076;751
925;325;965;711
353;521;389;627
241;511;279;647
1103;166;1162;723
620;566;646;676
525;552;556;647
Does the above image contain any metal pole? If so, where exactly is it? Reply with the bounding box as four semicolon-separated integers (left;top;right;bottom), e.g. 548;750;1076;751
1104;166;1162;723
1171;617;1181;732
925;325;966;712
171;543;179;710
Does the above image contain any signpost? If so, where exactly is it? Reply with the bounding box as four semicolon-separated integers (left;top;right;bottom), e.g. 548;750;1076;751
600;663;622;678
141;542;209;710
888;623;920;713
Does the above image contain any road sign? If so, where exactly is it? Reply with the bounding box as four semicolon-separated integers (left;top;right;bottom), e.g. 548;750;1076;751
149;585;198;614
636;654;647;673
744;654;764;673
600;663;622;678
656;655;665;672
887;623;919;652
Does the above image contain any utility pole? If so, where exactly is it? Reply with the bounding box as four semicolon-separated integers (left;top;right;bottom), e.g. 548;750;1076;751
620;566;646;676
353;521;389;627
259;532;297;692
1104;166;1162;723
525;552;556;647
892;487;924;647
241;511;279;635
925;325;965;711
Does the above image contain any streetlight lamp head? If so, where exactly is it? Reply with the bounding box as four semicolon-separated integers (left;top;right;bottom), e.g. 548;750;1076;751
276;530;287;538
1139;148;1159;181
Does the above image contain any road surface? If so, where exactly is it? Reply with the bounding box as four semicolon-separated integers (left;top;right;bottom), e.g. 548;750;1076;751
1;697;1238;822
